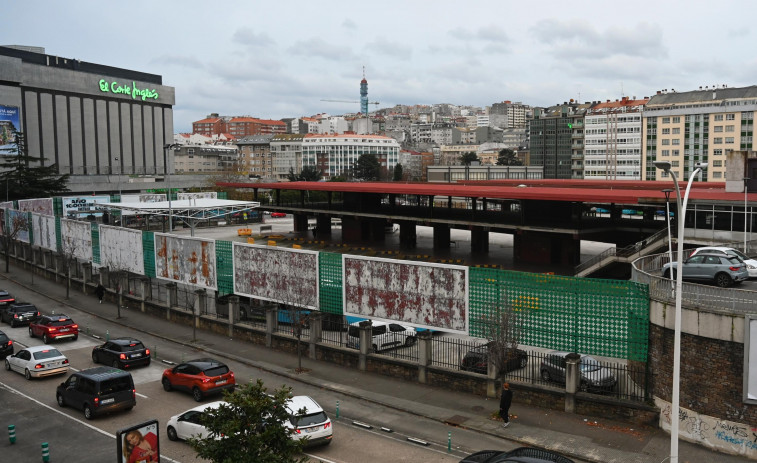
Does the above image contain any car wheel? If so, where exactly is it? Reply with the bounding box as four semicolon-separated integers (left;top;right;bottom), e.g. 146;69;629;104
167;426;179;441
112;361;120;369
162;377;172;392
84;404;93;420
72;335;78;341
28;326;34;338
4;359;10;370
43;334;50;344
56;393;65;407
91;352;99;364
192;387;203;402
9;320;16;328
405;336;416;347
519;357;528;368
715;272;733;288
24;369;32;380
541;369;552;382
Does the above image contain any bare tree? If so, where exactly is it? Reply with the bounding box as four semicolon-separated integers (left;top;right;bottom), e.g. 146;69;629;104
60;234;80;300
483;296;530;376
276;263;318;373
0;209;30;273
106;263;131;319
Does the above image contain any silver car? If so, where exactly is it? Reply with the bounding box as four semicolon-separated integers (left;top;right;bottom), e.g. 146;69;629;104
662;252;749;287
540;351;616;392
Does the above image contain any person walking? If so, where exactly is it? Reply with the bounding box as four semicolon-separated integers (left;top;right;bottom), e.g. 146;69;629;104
500;382;513;428
95;283;105;304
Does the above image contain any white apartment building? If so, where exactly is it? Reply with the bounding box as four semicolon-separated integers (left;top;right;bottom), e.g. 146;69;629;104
301;133;401;179
271;134;305;180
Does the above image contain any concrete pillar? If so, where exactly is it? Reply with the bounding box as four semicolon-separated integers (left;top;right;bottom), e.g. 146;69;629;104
487;348;501;399
227;295;240;337
138;277;149;312
432;224;451;250
399;220;417;249
100;267;110;286
565;352;581;413
265;306;278;348
83;263;92;294
315;215;332;237
195;289;207;328
471;226;490;254
308;312;323;360
358;320;373;371
293;213;309;234
417;331;432;384
166;282;178;320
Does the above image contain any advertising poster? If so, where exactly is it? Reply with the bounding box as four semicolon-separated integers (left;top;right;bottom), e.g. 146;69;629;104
0;105;20;153
62;195;111;219
116;420;159;463
154;233;217;290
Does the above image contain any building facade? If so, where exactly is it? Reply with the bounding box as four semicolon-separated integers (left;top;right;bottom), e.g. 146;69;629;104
529;103;584;179
192;115;286;138
236;134;275;178
271;134;306;180
301;133;401;179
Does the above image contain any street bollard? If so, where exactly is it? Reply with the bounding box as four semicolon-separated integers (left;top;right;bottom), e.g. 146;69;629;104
153;346;157;359
86;325;90;336
336;400;340;419
181;353;185;363
447;431;451;452
106;329;109;341
41;442;50;462
8;424;15;444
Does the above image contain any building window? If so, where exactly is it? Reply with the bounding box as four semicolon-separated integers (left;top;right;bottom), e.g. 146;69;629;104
662;117;670;124
726;137;735;143
714;126;723;132
672;128;680;134
726;114;736;120
672;139;680;145
713;149;723;155
713;160;723;167
662;128;670;135
714;137;723;144
726;125;735;132
661;150;670;157
672;117;681;123
714;114;724;121
713;171;723;178
662;139;670;145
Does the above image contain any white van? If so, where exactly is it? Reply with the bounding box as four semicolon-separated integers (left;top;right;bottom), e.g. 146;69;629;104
346;320;416;351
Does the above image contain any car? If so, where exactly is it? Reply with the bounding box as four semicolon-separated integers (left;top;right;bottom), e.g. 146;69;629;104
284;395;333;447
1;303;40;327
540;351;616;392
0;329;13;359
346;320;417;351
166;400;226;442
460;342;528;375
662;252;749;287
162;358;236;402
56;367;136;420
0;290;16;309
270;212;287;218
5;345;69;380
460;447;575;463
91;337;151;369
688;246;757;278
29;314;79;344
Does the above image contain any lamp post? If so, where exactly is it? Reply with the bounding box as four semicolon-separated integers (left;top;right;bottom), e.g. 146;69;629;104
163;144;179;232
662;188;674;271
114;156;122;197
745;177;750;254
653;161;707;463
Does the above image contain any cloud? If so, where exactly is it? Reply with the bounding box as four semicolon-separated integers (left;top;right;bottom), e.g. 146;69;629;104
365;37;412;60
232;27;275;47
149;55;205;69
342;18;357;30
288;37;356;61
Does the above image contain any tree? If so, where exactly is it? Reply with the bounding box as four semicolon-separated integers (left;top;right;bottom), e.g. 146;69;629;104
189;379;307;463
0;131;70;200
286;166;322;182
0;209;30;273
496;148;522;166
483;291;530;377
459;152;479;166
392;163;404;181
352;154;380;181
60;233;80;300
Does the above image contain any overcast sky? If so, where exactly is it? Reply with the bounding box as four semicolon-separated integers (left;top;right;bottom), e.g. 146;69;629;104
6;1;756;133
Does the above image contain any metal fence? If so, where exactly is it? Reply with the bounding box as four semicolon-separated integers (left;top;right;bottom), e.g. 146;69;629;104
430;336;480;371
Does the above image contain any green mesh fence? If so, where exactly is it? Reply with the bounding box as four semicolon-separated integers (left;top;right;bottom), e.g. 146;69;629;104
53;197;63;217
55;216;62;253
91;222;100;264
319;252;343;314
218;191;228;200
142;231;155;278
469;267;649;362
216;240;233;296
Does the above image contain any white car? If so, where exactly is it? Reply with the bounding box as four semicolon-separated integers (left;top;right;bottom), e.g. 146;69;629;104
689;246;757;278
4;345;69;380
346;320;417;351
285;396;332;446
166;400;226;441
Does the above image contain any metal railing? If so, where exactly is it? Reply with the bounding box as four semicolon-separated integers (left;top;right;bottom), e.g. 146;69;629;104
574;226;669;275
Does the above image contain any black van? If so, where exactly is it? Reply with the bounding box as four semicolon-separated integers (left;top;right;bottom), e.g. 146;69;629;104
56;367;136;419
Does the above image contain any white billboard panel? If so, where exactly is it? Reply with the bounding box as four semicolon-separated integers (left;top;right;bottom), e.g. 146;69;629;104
233;243;319;309
119;194;166;216
60;219;93;261
99;225;144;275
179;192;217;200
18;198;53;216
31;213;56;251
154;233;217;290
62;195;111;219
745;316;757;404
343;255;469;334
7;209;30;243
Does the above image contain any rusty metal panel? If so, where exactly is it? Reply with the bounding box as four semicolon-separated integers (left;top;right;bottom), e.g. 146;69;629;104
343;255;469;334
99;225;144;275
18;198;54;216
60;219;93;261
31;213;56;251
233;242;319;309
154;233;217;290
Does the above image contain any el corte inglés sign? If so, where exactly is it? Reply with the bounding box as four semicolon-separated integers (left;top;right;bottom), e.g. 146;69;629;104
98;79;159;101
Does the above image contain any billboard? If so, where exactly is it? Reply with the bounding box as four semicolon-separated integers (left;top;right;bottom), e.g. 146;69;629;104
18;198;54;216
31;213;56;251
745;315;757;404
8;209;30;243
0;105;20;153
343;255;469;334
60;219;93;261
99;225;144;275
154;233;217;290
62;195;111;219
179;192;217;200
116;419;159;463
120;194;166;216
233;243;319;309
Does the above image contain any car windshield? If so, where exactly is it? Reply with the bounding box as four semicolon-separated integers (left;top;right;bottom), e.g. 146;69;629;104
727;256;743;266
290;411;328;427
579;357;601;372
33;349;63;360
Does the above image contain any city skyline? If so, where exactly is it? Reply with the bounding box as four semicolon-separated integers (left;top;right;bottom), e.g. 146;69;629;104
7;0;757;133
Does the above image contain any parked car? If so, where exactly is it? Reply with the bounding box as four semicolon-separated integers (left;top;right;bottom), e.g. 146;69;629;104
270;212;287;218
460;342;528;375
540;351;616;392
662;252;749;287
460;447;575;463
91;337;151;369
56;367;136;420
166;400;226;441
688;246;757;278
284;395;333;447
1;303;40;327
162;358;236;402
29;314;79;344
346;320;417;351
5;345;69;380
0;290;16;309
0;329;13;359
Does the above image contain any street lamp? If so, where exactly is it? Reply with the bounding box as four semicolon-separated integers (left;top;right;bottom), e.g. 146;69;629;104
744;177;750;254
661;188;674;275
653;160;707;463
163;144;180;232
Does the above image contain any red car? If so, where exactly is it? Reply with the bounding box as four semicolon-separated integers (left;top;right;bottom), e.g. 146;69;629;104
270;212;287;218
29;314;79;344
162;358;235;402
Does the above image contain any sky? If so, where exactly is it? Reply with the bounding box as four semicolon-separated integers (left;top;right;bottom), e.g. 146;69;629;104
5;1;757;133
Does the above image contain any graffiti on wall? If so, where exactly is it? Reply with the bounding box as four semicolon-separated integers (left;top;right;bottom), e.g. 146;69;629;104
31;213;56;251
99;225;144;275
154;233;216;290
343;255;468;333
18;198;53;216
232;243;319;309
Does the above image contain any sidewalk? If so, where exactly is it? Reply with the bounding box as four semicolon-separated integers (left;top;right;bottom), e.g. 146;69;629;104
2;262;749;463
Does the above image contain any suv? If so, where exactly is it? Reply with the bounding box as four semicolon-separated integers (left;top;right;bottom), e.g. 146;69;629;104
91;337;150;369
688;246;757;278
0;329;13;359
540;351;616;392
162;358;236;402
662;252;749;287
460;447;575;463
56;367;136;420
285;396;333;447
29;314;79;344
460;342;528;375
1;303;40;327
346;320;417;351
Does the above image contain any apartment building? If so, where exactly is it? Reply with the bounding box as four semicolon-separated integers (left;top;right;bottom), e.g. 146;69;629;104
529;103;586;179
173;144;237;173
301;133;401;179
271;134;306;180
490;101;530;128
438;144;481;165
398;150;434;181
236;134;275;178
643;85;757;182
192;114;286;137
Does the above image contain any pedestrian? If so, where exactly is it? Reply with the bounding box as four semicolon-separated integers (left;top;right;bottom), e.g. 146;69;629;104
95;283;105;304
500;382;513;428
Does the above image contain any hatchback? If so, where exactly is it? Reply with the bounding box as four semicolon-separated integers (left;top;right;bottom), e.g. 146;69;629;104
285;395;333;447
270;212;287;218
92;337;151;369
162;358;236;402
540;351;616;392
166;400;226;441
662;252;749;287
688;246;757;278
1;303;40;327
346;320;417;351
5;345;69;380
29;314;79;343
460;342;528;375
460;447;575;463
